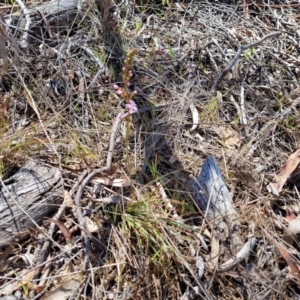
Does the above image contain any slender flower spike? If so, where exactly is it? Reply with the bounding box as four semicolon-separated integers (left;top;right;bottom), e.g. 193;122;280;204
126;100;138;114
112;49;138;118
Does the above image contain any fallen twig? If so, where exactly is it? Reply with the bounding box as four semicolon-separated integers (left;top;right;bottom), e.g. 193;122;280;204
217;238;257;273
32;190;74;280
210;31;281;93
240;83;247;126
229;95;241;120
33;171;87;282
74;106;151;270
248;0;300;8
15;0;31;48
37;8;53;39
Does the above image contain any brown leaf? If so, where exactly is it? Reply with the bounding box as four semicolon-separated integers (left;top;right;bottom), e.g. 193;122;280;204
210;235;220;269
85;216;100;233
286;219;300;237
274;239;300;281
218;127;241;149
190;103;198;131
93;176;131;187
285;208;296;222
263;229;300;282
23;89;39;116
283;215;300;246
43;276;82;300
52;219;72;244
0;270;35;295
268;148;300;196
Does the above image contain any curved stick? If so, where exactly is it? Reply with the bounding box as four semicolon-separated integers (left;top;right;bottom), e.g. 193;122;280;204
210;31;281;93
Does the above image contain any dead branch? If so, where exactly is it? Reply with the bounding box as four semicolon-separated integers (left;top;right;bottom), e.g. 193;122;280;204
14;0;31;48
74;105;152;270
210;31;281;93
0;161;64;247
187;156;243;259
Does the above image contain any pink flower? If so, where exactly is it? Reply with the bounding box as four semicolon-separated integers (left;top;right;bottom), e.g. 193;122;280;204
125;100;138;114
116;89;123;95
113;84;119;90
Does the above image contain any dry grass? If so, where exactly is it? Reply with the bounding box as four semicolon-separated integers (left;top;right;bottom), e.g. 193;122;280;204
0;0;300;299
